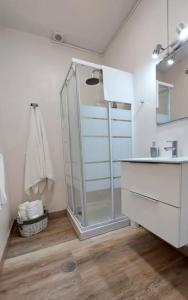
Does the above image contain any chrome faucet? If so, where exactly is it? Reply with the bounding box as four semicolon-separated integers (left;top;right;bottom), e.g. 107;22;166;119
164;140;178;158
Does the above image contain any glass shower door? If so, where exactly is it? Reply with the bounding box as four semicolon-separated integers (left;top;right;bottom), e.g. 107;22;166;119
67;68;85;225
111;103;132;218
81;106;112;225
61;86;74;213
78;65;112;226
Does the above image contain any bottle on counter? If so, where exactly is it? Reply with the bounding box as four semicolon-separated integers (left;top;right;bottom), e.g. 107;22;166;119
150;141;159;157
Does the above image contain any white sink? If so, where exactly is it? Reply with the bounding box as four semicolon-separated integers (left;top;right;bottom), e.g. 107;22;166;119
122;157;188;163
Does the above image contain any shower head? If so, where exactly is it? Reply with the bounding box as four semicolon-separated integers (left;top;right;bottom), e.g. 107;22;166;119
85;69;102;85
86;77;99;85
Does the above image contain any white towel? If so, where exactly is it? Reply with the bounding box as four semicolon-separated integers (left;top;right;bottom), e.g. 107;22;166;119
0;154;7;209
24;107;54;195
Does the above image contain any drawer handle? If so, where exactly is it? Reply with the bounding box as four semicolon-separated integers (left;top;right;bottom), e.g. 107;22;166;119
130;191;158;203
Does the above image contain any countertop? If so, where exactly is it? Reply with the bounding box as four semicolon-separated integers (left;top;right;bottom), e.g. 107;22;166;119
121;157;188;164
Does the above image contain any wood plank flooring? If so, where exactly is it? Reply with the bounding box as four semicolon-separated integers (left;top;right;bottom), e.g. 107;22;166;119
1;216;188;300
5;215;77;259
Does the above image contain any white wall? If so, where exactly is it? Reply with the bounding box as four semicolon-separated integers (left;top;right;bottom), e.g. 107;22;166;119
0;97;12;260
0;176;11;260
104;0;188;158
0;26;102;216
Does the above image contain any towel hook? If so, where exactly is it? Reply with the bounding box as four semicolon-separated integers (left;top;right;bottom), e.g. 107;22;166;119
30;103;39;109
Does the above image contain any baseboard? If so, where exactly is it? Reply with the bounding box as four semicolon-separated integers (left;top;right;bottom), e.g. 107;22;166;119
48;209;67;219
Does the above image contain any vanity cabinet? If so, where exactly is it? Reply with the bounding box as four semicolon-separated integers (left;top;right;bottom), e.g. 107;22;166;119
121;161;188;248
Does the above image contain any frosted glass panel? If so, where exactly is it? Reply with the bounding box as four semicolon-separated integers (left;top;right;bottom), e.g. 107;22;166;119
113;162;121;177
85;179;111;192
63;142;71;162
111;120;131;137
61;91;69;141
72;162;81;179
67;70;83;223
81;105;107;119
81;119;108;136
65;176;73;212
112;138;132;160
61;87;73;212
64;162;71;177
113;178;121;188
84;162;120;180
82;137;110;162
82;119;131;137
86;189;112;225
113;177;124;218
111;108;131;120
84;162;110;180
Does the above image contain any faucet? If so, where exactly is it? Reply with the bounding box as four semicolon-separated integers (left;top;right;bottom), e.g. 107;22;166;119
164;140;178;158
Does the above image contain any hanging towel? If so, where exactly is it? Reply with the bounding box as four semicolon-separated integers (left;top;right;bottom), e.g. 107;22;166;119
0;154;7;209
24;106;54;195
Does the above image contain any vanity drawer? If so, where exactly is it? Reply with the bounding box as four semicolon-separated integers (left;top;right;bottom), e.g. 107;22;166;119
122;162;181;207
122;189;180;247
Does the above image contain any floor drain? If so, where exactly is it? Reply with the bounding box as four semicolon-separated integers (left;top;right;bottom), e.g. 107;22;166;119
61;260;77;273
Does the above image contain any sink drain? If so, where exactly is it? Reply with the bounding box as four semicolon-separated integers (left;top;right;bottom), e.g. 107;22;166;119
61;260;77;273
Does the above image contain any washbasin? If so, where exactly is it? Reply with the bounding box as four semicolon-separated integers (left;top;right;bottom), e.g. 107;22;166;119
122;157;188;163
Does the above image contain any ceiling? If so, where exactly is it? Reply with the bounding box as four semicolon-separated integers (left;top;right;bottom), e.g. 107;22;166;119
0;0;139;53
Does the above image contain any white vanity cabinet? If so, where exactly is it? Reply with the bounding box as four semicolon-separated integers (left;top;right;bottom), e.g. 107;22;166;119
121;160;188;248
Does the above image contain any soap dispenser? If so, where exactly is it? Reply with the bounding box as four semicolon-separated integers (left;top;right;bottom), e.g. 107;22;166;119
150;141;159;157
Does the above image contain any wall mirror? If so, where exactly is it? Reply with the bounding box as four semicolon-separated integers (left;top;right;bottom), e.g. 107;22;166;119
156;40;188;125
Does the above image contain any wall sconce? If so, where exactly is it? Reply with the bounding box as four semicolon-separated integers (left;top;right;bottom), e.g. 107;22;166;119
176;23;188;41
167;55;175;65
152;1;188;64
152;44;164;59
152;23;188;65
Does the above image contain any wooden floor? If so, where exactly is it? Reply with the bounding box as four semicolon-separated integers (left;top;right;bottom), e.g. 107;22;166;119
5;216;77;259
1;216;188;300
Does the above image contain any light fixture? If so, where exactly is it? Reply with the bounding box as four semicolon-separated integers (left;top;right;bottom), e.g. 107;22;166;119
167;56;175;65
152;1;188;61
152;44;163;59
176;23;188;41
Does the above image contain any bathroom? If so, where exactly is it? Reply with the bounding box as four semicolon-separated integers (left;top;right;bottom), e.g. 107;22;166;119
1;0;188;299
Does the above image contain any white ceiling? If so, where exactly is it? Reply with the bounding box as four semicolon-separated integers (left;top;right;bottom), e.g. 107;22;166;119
0;0;139;53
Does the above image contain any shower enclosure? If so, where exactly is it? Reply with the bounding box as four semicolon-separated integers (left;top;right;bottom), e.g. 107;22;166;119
60;58;132;239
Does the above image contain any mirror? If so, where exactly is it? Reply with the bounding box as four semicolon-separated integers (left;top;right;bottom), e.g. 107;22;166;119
156;41;188;125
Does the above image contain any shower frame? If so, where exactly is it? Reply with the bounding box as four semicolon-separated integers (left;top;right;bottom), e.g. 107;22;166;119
60;58;130;239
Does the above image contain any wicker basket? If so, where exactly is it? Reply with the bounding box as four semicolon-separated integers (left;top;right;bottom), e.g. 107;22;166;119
17;209;48;237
